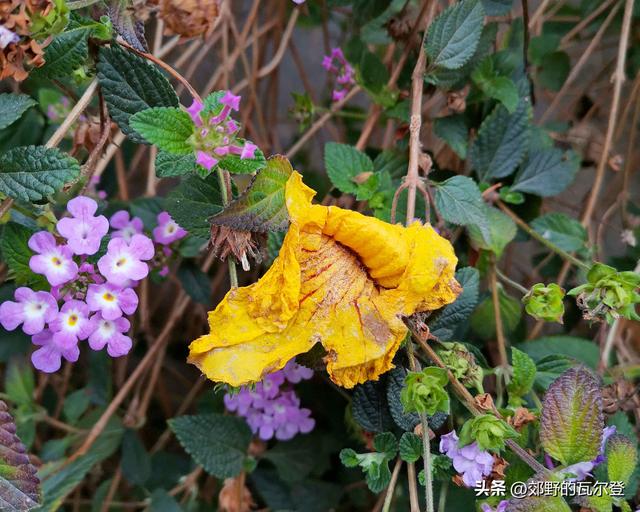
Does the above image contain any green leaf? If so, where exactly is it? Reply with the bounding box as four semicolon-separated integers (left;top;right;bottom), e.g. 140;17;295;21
0;224;47;288
425;0;485;70
5;360;34;408
155;151;196;178
168;414;252;479
399;432;422;463
129;108;193;154
507;347;536;404
0;401;40;512
530;355;577;391
97;46;179;144
475;74;519;113
516;336;599;369
62;389;90;424
528;34;560;65
531;213;587;252
34;29;88;79
434;114;468;159
263;435;320;483
606;435;637;484
470;98;531;180
433;175;489;237
0;146;80;202
358;51;390;96
537;51;570;92
148;489;182;512
210;155;292;233
386;367;419;431
470;288;522;339
165;174;223;240
176;263;211;305
352;379;395;433
120;430;151;487
540;367;603;466
481;0;512;15
430;267;480;339
509;495;572;511
218;142;267;175
107;0;148;53
0;94;36;131
324;142;374;194
512;148;579;197
467;205;516;257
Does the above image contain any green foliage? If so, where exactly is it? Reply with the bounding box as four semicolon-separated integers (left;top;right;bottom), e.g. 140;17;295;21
168;414;252;479
339;432;398;493
401;367;450;416
399;432;422;463
210;156;292;233
34;29;89;79
97;45;179;143
512;148;579;197
470;288;522;340
425;0;485;70
324;142;374;195
507;347;536;406
0;224;47;289
218;141;267;175
606;435;637;485
107;0;148;52
352;379;395;433
430;267;480;340
155;152;196;178
530;213;587;253
539;367;603;466
386;367;420;431
130;108;194;154
177;263;211;305
165;174;223;239
471;56;519;112
437;341;484;392
523;283;565;323
263;434;324;483
120;430;151;487
459;414;518;451
0;94;36;131
0;146;80;202
537;51;570;92
432;175;489;237
467;205;516;257
433;114;468;158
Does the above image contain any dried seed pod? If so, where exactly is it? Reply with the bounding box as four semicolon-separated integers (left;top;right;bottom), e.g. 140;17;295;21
158;0;220;38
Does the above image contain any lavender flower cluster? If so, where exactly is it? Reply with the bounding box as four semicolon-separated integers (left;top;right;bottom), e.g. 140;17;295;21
322;47;356;102
224;360;315;441
439;430;495;487
0;197;186;373
187;91;257;172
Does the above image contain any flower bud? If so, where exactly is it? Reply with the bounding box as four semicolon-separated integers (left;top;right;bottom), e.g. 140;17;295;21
522;283;565;323
401;367;450;416
458;414;518;452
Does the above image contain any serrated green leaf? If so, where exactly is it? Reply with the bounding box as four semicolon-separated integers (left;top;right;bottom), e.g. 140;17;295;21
165;174;223;240
97;46;179;144
210;155;292;233
218;142;266;175
5;360;34;408
540;367;603;466
433;175;490;237
425;0;485;70
538;51;570;92
0;224;48;289
358;51;390;95
434;114;468;158
481;0;512;15
512;148;579;197
155;151;196;178
470;288;522;339
606;435;637;484
475;74;519;113
34;29;88;79
430;267;480;339
168;414;252;479
120;430;150;487
352;378;394;433
0;94;36;131
516;336;599;369
176;263;211;305
470;98;531;180
399;432;422;463
531;213;587;252
130;107;193;154
386;367;419;431
107;0;148;52
324;142;374;194
0;146;80;202
148;489;182;512
467;205;516;257
263;434;319;483
507;347;536;403
62;389;90;424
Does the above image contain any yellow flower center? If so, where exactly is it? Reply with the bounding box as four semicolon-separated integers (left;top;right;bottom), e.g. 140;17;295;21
103;292;115;302
116;258;127;267
68;314;78;326
51;257;62;266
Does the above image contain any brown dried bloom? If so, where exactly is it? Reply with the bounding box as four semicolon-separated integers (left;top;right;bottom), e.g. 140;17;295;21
209;224;263;271
508;407;537;430
218;475;255;512
158;0;219;38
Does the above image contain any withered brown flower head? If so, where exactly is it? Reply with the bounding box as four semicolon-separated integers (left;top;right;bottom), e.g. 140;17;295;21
158;0;220;38
209;224;263;271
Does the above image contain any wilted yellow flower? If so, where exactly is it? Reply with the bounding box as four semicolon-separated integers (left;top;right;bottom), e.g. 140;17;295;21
189;171;460;388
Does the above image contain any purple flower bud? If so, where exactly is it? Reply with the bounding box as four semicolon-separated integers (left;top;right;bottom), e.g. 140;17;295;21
28;232;78;286
196;150;218;170
153;212;187;246
0;26;19;49
57;196;109;256
186;99;204;126
221;91;241;111
332;89;347;102
240;141;258;160
0;287;58;335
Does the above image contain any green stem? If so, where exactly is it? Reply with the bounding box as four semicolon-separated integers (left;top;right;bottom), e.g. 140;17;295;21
437;480;448;512
216;168;239;288
495;268;529;295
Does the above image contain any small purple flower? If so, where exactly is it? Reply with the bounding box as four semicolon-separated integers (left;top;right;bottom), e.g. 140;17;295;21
557;461;595;481
49;300;92;349
332;89;347;102
86;283;138;320
439;430;494;487
221;91;241;111
0;26;19;49
224;388;258;416
57;196;109;256
481;501;509;512
240;141;258;160
0;287;58;335
324;47;355;103
28;231;78;286
292;0;305;4
186;99;204;126
87;314;132;357
97;234;154;286
282;360;313;383
110;211;143;242
31;329;80;373
153;212;187;245
196;150;218;171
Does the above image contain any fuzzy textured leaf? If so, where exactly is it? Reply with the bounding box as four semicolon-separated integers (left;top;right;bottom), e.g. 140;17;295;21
352;378;394;433
219;144;267;175
531;213;587;252
34;29;88;79
430;267;480;339
540;367;603;466
155;152;196;178
130;108;193;154
0;94;36;131
168;414;252;479
107;0;148;52
425;0;485;70
509;495;572;511
433;175;489;237
470;98;530;180
210;155;293;233
507;347;536;401
324;143;374;194
399;432;422;463
434;114;468;158
97;46;179;143
0;146;80;201
512;148;579;197
0;224;47;288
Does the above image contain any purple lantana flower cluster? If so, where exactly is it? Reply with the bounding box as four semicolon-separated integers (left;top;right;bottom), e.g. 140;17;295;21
439;430;495;487
186;90;258;172
322;47;356;102
224;360;315;441
0;197;187;373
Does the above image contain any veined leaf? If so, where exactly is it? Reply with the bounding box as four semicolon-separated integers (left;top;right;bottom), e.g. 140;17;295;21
531;213;587;252
107;0;148;52
540;367;603;466
425;0;485;70
324;142;374;195
34;29;88;79
210;155;293;233
130;107;193;154
0;223;48;289
352;378;394;433
0;146;80;202
507;347;536;403
430;266;480;339
0;94;36;131
155;152;196;178
219;141;267;175
434;114;468;159
467;205;516;257
433;175;490;238
512;148;579;197
399;432;423;463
